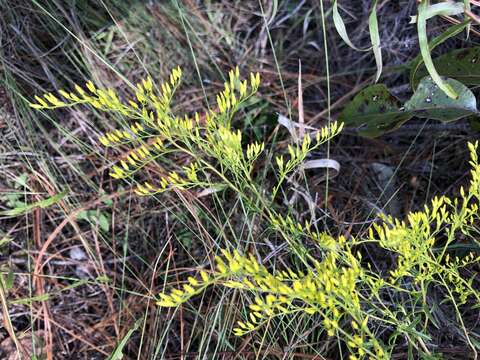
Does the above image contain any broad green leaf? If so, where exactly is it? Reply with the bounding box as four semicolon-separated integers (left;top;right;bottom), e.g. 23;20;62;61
13;173;28;188
405;76;478;122
77;210;111;232
410;20;470;89
96;275;111;283
338;84;412;137
340;76;478;138
417;1;457;98
76;210;90;221
412;46;480;87
102;197;114;206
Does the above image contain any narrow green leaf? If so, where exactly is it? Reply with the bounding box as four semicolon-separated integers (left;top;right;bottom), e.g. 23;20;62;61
410;20;471;89
410;1;464;23
5;270;14;290
107;320;141;360
369;0;382;82
0;236;13;248
267;0;278;25
11;293;50;305
465;0;471;38
332;0;370;52
1;190;68;216
417;1;458;98
98;213;110;232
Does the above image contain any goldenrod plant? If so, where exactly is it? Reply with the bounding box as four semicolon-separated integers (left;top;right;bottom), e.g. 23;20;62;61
30;68;480;359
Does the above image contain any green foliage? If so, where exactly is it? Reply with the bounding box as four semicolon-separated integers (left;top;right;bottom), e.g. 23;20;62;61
1;191;68;216
30;67;341;203
416;0;460;99
338;84;410;138
332;1;471;93
76;209;111;233
404;76;478;121
30;67;480;359
335;1;480;137
409;20;471;89
341;76;479;137
412;46;480;87
332;0;382;82
157;140;480;360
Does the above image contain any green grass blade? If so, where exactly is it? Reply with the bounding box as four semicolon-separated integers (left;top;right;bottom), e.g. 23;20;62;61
465;0;471;38
266;0;279;25
107;319;141;360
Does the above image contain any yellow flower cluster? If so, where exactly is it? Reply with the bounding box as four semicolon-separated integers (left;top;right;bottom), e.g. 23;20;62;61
134;163;203;196
31;62;480;359
156;245;386;358
110;138;163;180
369;142;480;294
216;67;260;118
156;142;480;359
275;122;344;177
30;67;182;117
273;121;343;198
30;66;265;198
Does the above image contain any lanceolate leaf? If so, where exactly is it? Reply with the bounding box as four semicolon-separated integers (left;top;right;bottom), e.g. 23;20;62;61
369;0;382;82
409;20;470;89
332;0;371;52
417;0;457;99
107;320;141;360
409;1;465;23
333;0;382;81
412;46;480;87
405;76;478;122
